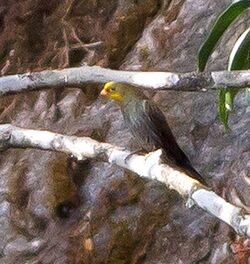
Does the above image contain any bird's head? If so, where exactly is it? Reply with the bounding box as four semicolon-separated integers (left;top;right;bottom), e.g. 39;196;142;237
100;82;136;103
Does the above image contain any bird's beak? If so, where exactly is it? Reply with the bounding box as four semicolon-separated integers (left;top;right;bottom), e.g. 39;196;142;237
100;89;108;97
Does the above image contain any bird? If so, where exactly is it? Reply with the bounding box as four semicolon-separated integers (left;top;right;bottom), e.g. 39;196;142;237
100;82;206;185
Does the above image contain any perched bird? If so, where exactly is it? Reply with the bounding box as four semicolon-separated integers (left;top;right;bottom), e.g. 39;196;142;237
101;82;206;185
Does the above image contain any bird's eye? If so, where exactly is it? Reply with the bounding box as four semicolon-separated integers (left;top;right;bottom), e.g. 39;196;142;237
110;87;116;92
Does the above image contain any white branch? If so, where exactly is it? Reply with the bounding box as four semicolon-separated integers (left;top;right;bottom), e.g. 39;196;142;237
0;65;250;96
0;124;249;237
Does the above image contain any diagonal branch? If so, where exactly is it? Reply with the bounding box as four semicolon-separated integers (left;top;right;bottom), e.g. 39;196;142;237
0;65;250;96
0;124;250;237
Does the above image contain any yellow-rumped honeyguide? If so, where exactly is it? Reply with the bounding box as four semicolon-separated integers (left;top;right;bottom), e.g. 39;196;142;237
101;82;206;185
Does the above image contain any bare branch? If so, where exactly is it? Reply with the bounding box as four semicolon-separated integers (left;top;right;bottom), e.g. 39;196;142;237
1;66;250;96
0;124;250;237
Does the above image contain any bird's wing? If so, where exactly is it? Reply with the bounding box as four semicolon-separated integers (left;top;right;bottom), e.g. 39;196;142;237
142;100;190;162
123;99;206;184
123;99;187;160
144;100;207;183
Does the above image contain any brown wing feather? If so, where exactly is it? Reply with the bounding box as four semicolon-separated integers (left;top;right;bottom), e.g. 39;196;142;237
122;99;206;184
143;101;190;161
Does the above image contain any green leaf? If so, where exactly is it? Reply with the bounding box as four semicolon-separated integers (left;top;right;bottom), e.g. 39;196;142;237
198;0;250;72
218;88;238;128
219;26;250;127
246;88;250;104
228;27;250;70
219;89;229;129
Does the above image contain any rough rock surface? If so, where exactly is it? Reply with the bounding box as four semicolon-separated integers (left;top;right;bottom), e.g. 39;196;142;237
0;0;249;263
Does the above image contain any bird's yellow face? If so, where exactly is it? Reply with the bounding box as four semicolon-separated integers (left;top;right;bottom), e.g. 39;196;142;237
100;82;124;102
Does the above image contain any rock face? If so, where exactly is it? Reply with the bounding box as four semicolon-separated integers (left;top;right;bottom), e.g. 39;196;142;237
0;0;249;263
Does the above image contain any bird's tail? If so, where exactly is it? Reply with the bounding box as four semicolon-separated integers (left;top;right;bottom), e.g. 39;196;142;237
161;150;207;186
